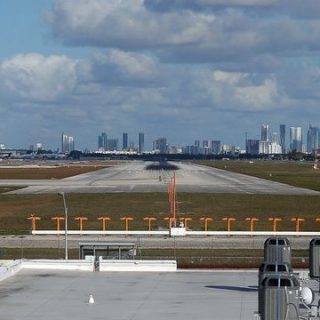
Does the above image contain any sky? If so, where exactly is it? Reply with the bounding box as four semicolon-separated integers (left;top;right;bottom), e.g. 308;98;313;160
1;0;320;151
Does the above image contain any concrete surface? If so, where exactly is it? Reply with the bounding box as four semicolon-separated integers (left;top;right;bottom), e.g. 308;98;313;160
3;161;319;195
0;269;257;320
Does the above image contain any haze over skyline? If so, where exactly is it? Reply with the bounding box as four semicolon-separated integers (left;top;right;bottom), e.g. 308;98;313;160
1;0;320;150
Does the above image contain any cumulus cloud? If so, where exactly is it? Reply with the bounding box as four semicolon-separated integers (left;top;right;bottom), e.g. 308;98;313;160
44;0;320;66
91;50;165;87
45;0;212;50
2;0;320;148
144;0;277;11
204;70;280;110
0;54;78;102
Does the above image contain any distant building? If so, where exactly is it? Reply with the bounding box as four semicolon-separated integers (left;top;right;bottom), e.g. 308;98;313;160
221;144;235;155
193;140;200;154
122;133;128;150
183;145;198;155
153;137;167;153
261;124;269;142
246;139;259;155
259;140;269;154
307;125;320;153
98;132;107;151
61;132;74;153
289;127;303;152
138;132;144;154
168;145;182;154
271;132;278;144
202;140;209;148
269;142;282;154
211;140;221;155
107;139;118;151
280;124;286;153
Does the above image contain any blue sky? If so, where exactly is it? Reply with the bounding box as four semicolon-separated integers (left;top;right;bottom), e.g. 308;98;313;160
1;0;320;150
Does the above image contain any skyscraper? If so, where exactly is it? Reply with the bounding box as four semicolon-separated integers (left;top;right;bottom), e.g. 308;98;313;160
211;140;221;154
98;132;107;150
153;138;167;153
202;140;209;148
122;133;128;150
280;124;286;153
307;125;320;153
247;139;259;155
289;127;302;152
261;124;269;141
61;132;74;153
138;132;144;154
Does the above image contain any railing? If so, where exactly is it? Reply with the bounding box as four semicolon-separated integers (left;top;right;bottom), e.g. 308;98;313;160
32;230;320;237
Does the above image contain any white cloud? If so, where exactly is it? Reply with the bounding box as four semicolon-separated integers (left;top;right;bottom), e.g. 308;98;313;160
91;50;164;87
45;0;212;49
44;0;320;66
0;54;78;102
209;70;279;110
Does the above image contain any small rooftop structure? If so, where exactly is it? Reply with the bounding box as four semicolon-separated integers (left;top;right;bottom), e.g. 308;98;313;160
79;242;136;260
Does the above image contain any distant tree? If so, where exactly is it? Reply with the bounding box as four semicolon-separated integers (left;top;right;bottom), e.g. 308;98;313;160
68;150;82;160
287;150;304;161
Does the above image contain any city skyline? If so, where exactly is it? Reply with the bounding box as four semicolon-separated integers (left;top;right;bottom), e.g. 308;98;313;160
1;1;320;149
2;121;320;153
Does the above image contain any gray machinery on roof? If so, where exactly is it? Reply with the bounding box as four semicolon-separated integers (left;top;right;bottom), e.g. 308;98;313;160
255;237;320;319
264;237;291;267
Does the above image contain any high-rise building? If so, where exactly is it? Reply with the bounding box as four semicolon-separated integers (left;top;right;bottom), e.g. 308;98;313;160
211;140;221;155
98;132;107;150
280;124;286;153
271;132;278;144
289;127;302;152
194;140;200;154
261;124;269;141
61;132;74;153
202;140;209;148
259;141;269;154
122;133;128;150
307;125;320;153
246;139;259;155
153;138;167;153
138;132;144;154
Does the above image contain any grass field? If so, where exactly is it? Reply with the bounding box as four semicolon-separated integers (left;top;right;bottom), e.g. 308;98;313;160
0;248;308;268
0;165;111;180
0;192;320;234
195;160;320;191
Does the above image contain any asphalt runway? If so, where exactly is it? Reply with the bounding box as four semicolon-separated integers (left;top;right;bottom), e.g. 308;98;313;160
0;269;257;320
2;161;319;195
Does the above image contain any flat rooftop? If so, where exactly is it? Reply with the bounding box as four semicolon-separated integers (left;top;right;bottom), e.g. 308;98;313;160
0;269;257;320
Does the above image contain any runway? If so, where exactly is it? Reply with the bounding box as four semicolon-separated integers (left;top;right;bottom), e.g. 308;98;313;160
2;161;319;195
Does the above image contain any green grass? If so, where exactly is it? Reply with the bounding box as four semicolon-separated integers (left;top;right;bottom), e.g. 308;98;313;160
0;248;308;268
0;192;320;234
195;160;320;191
139;249;308;268
0;248;79;260
0;166;111;179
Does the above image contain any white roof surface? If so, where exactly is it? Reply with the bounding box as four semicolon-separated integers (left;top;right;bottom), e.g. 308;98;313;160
0;269;257;320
